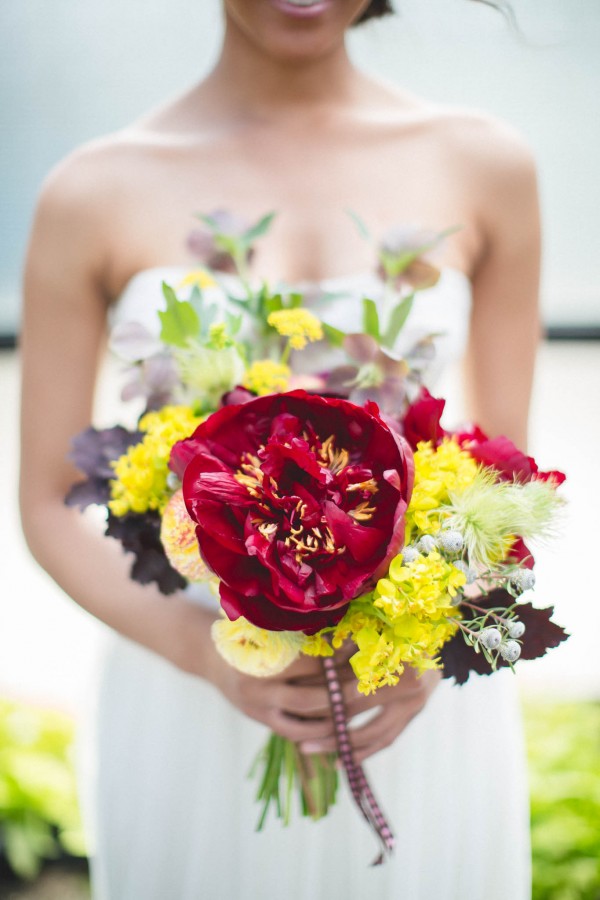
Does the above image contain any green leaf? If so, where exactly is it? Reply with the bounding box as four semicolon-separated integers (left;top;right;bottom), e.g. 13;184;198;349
213;234;239;258
195;212;221;232
158;283;200;348
288;292;304;310
346;209;371;241
322;322;346;347
187;285;203;316
362;298;380;341
242;212;276;245
225;311;243;337
382;294;415;347
264;293;284;316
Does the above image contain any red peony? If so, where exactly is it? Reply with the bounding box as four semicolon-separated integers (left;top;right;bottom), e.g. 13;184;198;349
170;391;414;632
402;387;447;449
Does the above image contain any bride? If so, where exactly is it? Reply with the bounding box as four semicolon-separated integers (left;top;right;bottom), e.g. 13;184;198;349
20;1;539;897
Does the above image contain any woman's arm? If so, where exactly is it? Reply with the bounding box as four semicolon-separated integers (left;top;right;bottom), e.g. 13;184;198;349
18;150;363;746
19;152;194;666
463;119;542;448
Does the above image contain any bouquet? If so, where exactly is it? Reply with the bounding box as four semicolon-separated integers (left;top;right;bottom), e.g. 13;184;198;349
66;210;567;864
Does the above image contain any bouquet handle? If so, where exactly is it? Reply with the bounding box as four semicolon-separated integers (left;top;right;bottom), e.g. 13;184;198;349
322;656;395;865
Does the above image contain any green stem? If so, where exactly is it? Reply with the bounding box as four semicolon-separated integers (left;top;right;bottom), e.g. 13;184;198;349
280;340;292;367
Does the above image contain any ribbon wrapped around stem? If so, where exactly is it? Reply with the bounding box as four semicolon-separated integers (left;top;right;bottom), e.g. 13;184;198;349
322;656;395;866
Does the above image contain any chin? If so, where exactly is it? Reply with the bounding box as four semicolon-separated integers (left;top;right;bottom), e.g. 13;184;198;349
224;0;371;62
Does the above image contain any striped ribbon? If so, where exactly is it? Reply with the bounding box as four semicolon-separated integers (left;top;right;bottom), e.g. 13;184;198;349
322;656;395;866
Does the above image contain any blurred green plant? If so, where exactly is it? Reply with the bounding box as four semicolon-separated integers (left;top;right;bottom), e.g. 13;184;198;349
0;699;86;880
525;700;600;900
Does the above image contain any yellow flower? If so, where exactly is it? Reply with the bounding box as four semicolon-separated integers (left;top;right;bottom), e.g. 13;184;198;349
267;308;323;350
301;632;334;658
333;551;464;695
243;359;291;395
406;438;479;537
211;617;304;676
108;406;202;516
177;269;217;290
379;550;466;620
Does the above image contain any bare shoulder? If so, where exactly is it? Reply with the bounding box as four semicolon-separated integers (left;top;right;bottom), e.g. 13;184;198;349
30;126;173;285
420;103;541;249
37;127;158;224
436;104;537;180
373;79;539;195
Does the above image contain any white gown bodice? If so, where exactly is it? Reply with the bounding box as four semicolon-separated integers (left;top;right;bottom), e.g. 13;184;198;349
111;265;472;386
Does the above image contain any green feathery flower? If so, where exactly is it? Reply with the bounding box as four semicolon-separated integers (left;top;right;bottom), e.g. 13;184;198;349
444;469;564;569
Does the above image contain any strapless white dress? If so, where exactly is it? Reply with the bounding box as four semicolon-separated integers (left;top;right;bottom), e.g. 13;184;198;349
86;268;531;900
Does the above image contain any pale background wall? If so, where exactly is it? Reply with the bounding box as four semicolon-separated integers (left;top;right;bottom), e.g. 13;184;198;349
0;0;598;333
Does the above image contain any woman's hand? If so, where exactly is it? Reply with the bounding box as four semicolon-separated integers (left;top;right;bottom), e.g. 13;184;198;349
176;604;440;758
300;663;442;765
210;650;342;743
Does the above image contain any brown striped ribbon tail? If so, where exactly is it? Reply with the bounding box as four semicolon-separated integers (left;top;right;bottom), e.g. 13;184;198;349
322;656;395;866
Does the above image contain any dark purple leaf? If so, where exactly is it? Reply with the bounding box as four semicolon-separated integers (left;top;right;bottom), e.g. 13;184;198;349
441;588;569;685
64;478;111;510
69;426;142;478
105;511;186;595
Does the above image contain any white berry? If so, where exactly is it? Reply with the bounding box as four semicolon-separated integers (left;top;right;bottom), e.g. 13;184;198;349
402;545;420;564
508;620;526;639
418;535;437;554
499;640;521;663
438;530;464;553
512;569;536;593
479;627;502;651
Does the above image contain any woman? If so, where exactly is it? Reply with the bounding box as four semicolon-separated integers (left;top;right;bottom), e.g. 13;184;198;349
20;0;539;897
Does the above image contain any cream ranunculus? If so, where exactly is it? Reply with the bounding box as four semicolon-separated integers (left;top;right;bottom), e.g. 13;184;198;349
160;489;211;582
211;617;305;677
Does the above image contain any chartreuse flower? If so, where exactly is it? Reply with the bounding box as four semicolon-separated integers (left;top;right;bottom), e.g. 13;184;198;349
212;616;305;676
109;406;202;516
243;359;291;395
301;632;334;657
267;308;323;350
444;469;564;569
405;438;479;538
174;340;245;407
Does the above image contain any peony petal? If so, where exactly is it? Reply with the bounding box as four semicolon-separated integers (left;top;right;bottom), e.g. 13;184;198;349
403;388;446;449
323;501;385;564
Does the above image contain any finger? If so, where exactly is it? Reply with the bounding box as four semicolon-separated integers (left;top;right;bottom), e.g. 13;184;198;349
298;701;410;757
277;654;329;681
269;710;336;744
276;683;332;717
350;702;424;761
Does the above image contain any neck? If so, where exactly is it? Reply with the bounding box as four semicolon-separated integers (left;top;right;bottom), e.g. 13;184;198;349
203;12;364;120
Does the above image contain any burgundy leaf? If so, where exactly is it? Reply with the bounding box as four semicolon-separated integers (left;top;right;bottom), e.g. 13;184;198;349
105;512;186;595
441;588;569;685
64;478;111;510
69;426;142;479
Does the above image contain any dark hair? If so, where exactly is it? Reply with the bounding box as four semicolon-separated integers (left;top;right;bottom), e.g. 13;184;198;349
353;0;394;26
353;0;515;27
